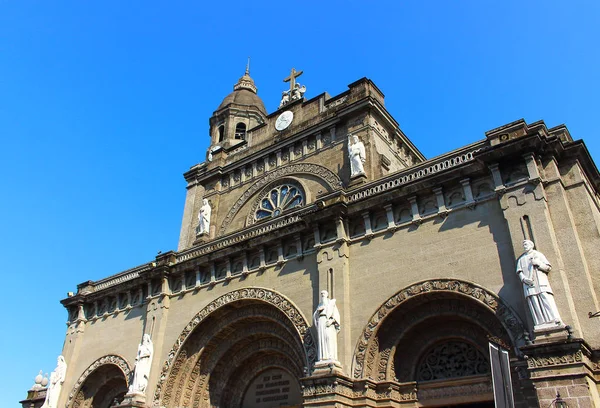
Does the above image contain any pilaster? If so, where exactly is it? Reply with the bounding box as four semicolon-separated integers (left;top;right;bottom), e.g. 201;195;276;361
143;263;172;402
315;217;352;374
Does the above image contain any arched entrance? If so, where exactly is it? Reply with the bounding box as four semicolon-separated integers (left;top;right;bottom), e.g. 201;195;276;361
66;355;130;408
353;279;528;407
154;288;315;408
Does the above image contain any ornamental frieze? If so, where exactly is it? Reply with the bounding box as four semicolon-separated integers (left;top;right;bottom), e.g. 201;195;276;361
526;350;583;368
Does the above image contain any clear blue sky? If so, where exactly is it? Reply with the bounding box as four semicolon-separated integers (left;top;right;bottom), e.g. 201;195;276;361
1;1;598;406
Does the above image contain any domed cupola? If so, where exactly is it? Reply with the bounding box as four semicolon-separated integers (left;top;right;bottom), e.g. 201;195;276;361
209;64;267;151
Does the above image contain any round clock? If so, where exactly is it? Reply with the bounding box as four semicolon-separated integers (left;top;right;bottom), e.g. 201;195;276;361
275;111;294;131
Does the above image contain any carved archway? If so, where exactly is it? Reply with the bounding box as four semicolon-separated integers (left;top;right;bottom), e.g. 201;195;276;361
352;279;526;380
66;355;131;408
153;287;315;408
219;163;342;235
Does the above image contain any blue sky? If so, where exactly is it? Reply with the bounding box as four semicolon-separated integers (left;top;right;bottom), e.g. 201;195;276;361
1;1;599;406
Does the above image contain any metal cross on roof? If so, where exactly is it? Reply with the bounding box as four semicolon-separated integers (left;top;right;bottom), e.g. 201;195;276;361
284;68;303;93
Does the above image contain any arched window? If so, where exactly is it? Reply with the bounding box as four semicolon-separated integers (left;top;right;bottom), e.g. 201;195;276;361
218;125;225;142
235;123;247;140
255;183;304;221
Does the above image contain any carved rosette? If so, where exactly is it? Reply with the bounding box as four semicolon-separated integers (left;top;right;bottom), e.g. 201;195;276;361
66;355;131;408
153;287;316;406
352;279;526;379
219;163;341;236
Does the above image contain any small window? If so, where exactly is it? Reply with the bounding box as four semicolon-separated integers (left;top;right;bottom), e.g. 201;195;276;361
218;125;225;142
235;123;247;140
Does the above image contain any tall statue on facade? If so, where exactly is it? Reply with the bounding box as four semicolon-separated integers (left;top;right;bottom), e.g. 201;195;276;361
313;290;341;362
197;199;211;236
516;240;563;328
41;355;67;408
129;334;154;394
348;135;366;177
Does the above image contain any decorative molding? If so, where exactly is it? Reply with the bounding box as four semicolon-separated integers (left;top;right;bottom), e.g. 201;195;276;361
66;355;131;408
219;163;341;236
178;214;304;262
526;351;583;368
352;279;526;379
418;379;492;401
302;379;417;402
153;287;316;406
348;147;480;203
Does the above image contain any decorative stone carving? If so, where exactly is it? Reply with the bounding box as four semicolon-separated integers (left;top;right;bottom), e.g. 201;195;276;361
516;240;563;329
278;91;290;109
153;287;316;406
207;145;221;162
348;135;366;177
196;199;211;236
219;163;341;236
347;148;479;203
353;279;526;379
526;350;583;368
417;341;489;381
41;356;66;408
128;334;154;394
313;290;341;363
66;355;131;408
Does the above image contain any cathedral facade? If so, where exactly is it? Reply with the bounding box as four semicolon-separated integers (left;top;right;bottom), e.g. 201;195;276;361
35;68;600;407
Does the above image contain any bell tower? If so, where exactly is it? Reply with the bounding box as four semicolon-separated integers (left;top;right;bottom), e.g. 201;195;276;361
208;63;267;153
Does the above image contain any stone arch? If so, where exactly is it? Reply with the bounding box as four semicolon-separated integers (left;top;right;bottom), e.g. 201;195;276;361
219;163;342;236
153;287;316;408
352;279;526;380
66;355;131;408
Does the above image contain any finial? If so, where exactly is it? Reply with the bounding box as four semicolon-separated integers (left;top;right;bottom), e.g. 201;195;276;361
233;59;258;93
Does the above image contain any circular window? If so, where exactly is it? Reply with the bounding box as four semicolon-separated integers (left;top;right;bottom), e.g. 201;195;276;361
255;184;304;221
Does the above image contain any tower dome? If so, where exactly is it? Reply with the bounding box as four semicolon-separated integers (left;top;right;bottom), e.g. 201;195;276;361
217;68;266;115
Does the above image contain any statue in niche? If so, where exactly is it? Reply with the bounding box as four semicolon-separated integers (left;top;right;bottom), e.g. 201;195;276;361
313;290;341;362
129;334;154;394
516;240;563;328
197;199;211;236
41;355;67;408
348;135;366;177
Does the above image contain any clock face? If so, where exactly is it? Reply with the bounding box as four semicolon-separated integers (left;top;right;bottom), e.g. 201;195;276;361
275;111;294;131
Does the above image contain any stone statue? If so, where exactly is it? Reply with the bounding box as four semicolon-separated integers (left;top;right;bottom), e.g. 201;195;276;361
348;135;366;177
279;91;290;109
291;83;306;101
197;199;211;236
516;240;563;328
313;290;341;362
41;355;67;408
129;334;154;394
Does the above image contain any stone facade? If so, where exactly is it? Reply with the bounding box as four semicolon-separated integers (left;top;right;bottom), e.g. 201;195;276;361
51;71;600;408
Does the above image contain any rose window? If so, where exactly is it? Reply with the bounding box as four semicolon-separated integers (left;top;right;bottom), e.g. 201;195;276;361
255;184;304;220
